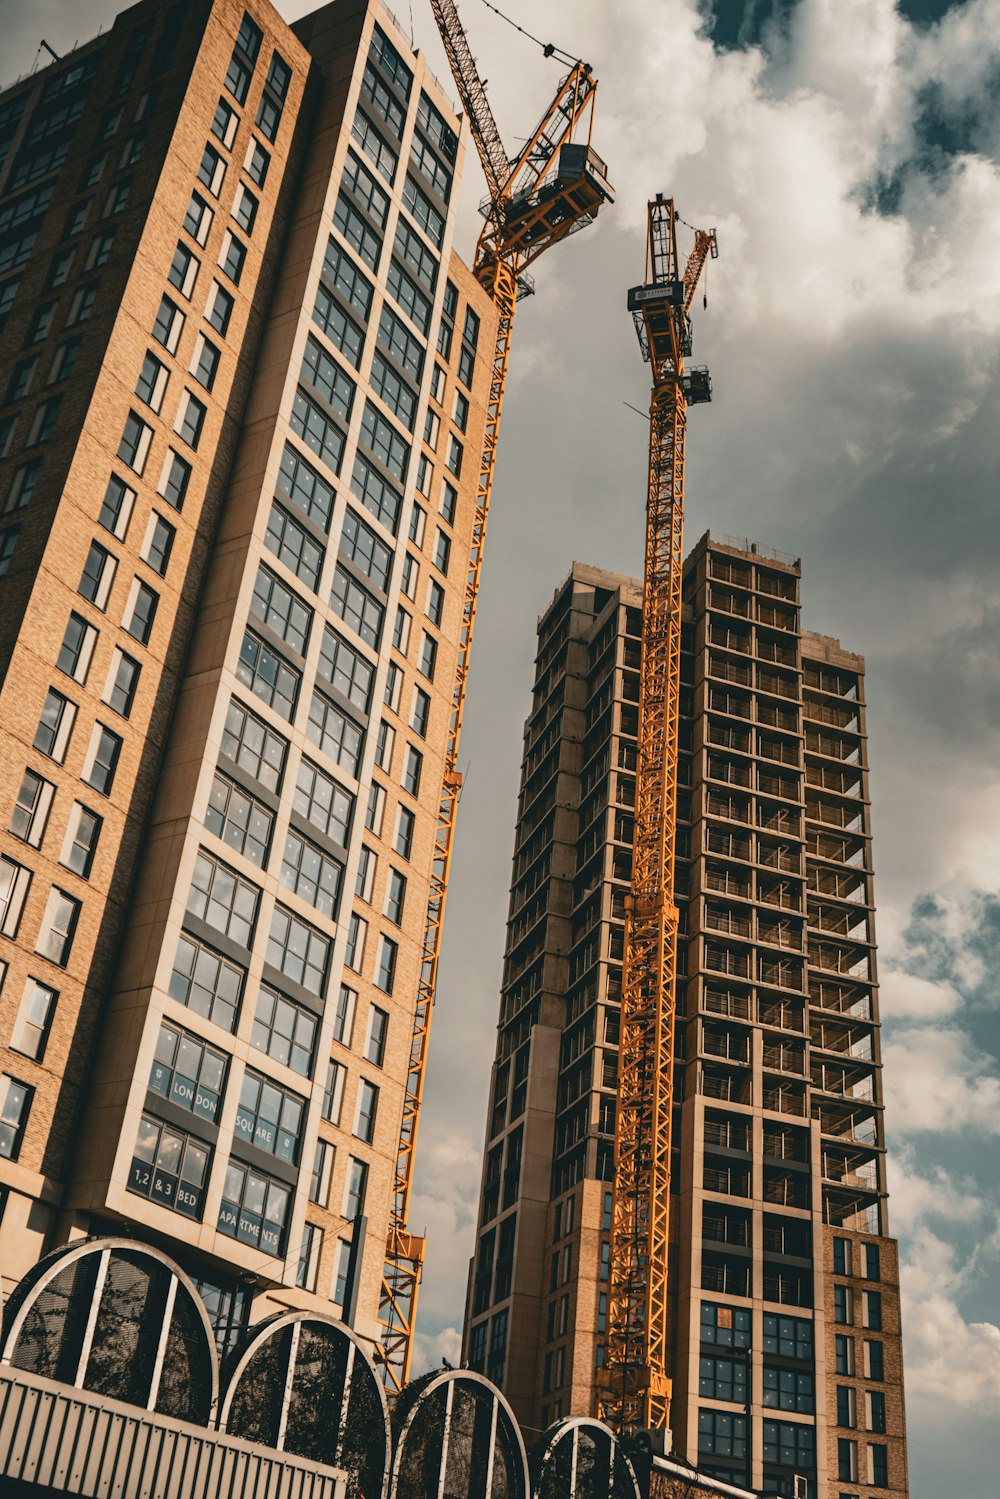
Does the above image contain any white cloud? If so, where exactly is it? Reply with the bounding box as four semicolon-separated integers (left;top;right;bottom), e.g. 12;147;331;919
884;1024;1000;1135
411;1325;463;1379
879;969;963;1022
900;1228;1000;1414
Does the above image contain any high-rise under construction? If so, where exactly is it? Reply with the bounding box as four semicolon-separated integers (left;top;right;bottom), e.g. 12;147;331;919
464;535;908;1499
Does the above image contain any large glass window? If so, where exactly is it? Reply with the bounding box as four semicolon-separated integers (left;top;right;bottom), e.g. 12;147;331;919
186;850;259;947
351;453;401;534
762;1419;815;1472
318;625;373;712
267;904;330;993
699;1354;747;1403
222;696;287;793
306;688;364;776
205;772;273;867
320;237;372;320
294;759;353;846
340;507;392;591
290;387;345;473
698;1410;747;1460
280;828;342;918
331;564;383;648
763;1365;815;1413
169;934;243;1032
265;501;324;590
149;1022;226;1122
762;1312;814;1360
700;1302;751;1349
218;1161;289;1255
236;630;300;720
250;564;312;655
252;987;317;1077
129;1114;209;1219
301;335;355;421
278;441;334;532
360;400;408;483
235;1068;304;1163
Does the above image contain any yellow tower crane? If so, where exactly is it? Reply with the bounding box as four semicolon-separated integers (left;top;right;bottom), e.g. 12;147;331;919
599;196;718;1435
376;0;614;1396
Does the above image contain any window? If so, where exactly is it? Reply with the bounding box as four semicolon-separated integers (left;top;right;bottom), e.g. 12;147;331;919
375;719;395;771
245;137;270;186
868;1443;888;1487
865;1339;884;1381
27;301;55;344
837;1385;857;1428
99;475;136;539
352;109;398;182
699;1354;747;1403
333;1239;352;1304
118;410;154;474
352;453;401;535
833;1236;851;1276
312;285;364;369
446;433;463;477
265;503;324;591
427;577;445;625
762;1312;813;1361
236;631;300;720
140;512;175;578
343;1156;368;1219
306;689;363;776
279;442;335;532
394;804;415;859
345;912;367;971
835;1333;855;1376
236;1068;304;1163
762;1420;815;1472
322;1059;346;1123
206;772;272;866
322;237;373;319
416;455;432;497
294;759;352;848
198;142;226;196
79;542;116;609
46;337;81;386
307;1141;334;1213
81;723;122;796
838;1438;858;1483
0;1076;32;1160
25;396;62;448
394;217;437;292
158;449;192;510
59;802;102;878
211;96;238;148
206;280;234;337
67;283;98;324
128;1117;208;1219
374;934;397;994
0;857;31;937
355;846;376;902
11;978;57;1060
343;147;390;225
378;303;424;381
222;697;287;793
168;241;199;298
384;868;406;925
331;565;383;649
56;612;97;684
187;850;260;947
393;608;411;653
5;461;40;514
365;1005;388;1066
102;647;141;718
218;229;246;284
267;905;330;994
34;689;76;763
183;191;213;246
402;744;422;796
700;1302;751;1349
296;1222;322;1292
122;577;159;645
218;1161;289;1255
190;333;221;393
341;509;392;594
433;527;451;573
35;886;81;966
370;352;416;429
9;770;55;847
291;387;345;474
418;632;436;681
410;685;430;737
384;660;402;712
175;389;207;449
354;1078;379;1142
85;230;115;270
365;785;385;837
333;984;356;1046
834;1284;854;1324
863;1290;882;1329
251;564;312;655
423;408;440;449
252;985;317;1077
864;1242;881;1281
102;180;132;219
698;1410;747;1461
763;1364;814;1412
0;524;20;576
280;828;342;918
360;400;409;482
169;933;243;1031
150;1021;227;1122
408;504;426;548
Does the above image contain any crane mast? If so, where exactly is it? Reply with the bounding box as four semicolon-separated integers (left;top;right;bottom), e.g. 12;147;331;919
377;0;614;1396
600;196;717;1435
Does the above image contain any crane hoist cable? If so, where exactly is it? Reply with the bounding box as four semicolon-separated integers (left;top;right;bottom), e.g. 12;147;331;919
375;0;615;1398
597;194;718;1437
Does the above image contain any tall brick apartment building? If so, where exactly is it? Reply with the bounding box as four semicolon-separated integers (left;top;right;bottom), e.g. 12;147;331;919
0;0;497;1371
464;540;908;1499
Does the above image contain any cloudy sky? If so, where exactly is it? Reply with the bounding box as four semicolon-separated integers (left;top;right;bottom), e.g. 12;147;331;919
6;0;1000;1493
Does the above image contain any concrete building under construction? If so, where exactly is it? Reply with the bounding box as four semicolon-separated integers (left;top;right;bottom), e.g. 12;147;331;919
464;537;908;1499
